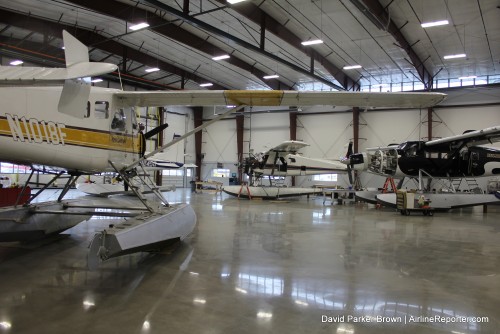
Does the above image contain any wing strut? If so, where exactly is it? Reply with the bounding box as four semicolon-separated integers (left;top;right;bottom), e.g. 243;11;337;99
124;105;246;172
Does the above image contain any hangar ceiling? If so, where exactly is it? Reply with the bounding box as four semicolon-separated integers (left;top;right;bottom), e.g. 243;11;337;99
0;0;498;92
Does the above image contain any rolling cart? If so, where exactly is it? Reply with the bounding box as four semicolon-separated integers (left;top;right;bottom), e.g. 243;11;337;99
396;191;434;216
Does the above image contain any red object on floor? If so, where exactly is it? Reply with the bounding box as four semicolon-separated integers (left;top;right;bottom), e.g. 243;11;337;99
0;187;30;207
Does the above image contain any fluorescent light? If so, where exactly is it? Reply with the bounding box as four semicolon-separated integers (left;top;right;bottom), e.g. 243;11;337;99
263;74;279;79
443;53;466;59
227;0;247;3
301;39;323;46
10;60;23;66
421;19;449;28
145;67;160;73
343;64;362;70
129;22;150;31
200;83;213;87
212;54;230;61
459;75;477;80
91;78;103;83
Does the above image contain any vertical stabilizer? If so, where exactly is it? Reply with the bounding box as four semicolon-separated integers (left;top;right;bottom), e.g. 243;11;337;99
58;30;91;118
62;30;89;67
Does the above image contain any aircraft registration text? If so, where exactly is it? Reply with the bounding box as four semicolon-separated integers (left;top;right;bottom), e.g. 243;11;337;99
6;114;66;145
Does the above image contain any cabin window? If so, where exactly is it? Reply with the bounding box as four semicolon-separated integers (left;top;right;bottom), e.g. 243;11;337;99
111;109;126;132
94;101;109;119
84;101;90;118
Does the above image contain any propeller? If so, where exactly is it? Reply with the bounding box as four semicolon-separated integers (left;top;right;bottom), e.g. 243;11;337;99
144;123;169;140
345;142;354;185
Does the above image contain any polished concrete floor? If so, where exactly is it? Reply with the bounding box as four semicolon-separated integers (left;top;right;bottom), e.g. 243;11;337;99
1;189;500;333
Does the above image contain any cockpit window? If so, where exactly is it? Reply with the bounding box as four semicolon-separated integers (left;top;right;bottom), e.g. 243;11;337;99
111;109;126;132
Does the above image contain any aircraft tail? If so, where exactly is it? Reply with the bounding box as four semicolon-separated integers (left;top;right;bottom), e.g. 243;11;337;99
63;30;89;67
57;30;117;118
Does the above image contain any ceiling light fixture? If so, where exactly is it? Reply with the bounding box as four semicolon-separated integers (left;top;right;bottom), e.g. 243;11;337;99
212;54;230;61
421;20;449;28
91;78;103;83
129;22;150;31
301;39;323;46
10;60;23;66
227;0;247;3
458;75;477;80
145;67;160;73
200;83;213;87
343;64;362;70
443;54;466;60
263;74;279;79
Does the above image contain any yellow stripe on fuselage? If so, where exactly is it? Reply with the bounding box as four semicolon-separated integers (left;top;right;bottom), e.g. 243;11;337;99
0;117;138;153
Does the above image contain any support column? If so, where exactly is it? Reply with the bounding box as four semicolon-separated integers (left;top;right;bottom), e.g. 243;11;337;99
193;107;203;181
427;107;433;140
155;107;165;186
352;107;360;153
289;112;297;186
236;112;245;183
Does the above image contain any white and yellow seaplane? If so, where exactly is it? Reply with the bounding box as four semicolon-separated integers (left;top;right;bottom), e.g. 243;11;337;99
0;31;446;267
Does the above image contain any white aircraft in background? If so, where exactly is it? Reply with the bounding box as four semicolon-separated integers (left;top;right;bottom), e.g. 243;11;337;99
224;140;349;198
0;30;446;267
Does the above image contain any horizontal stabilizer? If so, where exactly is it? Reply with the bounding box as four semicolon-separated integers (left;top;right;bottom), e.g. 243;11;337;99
0;63;116;83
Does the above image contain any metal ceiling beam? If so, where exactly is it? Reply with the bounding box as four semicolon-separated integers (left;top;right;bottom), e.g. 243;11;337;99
355;0;433;90
64;0;291;90
138;0;344;90
0;9;227;90
217;0;360;91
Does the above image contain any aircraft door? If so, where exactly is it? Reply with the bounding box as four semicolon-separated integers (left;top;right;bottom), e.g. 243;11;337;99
109;107;136;163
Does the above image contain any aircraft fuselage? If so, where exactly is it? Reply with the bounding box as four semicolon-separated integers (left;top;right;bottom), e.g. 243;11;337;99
0;86;140;173
351;141;500;178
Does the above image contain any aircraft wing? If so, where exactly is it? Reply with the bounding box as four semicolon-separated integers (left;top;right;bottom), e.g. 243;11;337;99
425;126;500;148
268;140;310;153
114;90;446;108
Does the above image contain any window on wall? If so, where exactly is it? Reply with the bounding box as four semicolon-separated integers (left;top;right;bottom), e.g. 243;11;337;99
312;174;338;182
0;163;31;174
212;169;230;177
162;169;184;176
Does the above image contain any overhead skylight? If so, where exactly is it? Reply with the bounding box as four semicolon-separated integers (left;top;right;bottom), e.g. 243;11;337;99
421;20;449;28
458;75;477;80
